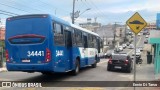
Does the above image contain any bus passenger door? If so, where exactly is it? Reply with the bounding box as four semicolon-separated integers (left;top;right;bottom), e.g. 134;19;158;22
83;35;88;65
64;30;72;70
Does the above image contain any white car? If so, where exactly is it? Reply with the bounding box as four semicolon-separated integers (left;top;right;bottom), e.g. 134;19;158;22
118;46;123;51
128;44;134;49
132;49;141;56
122;44;127;49
146;35;149;38
138;33;141;36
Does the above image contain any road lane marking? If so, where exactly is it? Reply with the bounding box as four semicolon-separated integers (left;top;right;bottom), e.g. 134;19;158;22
136;36;142;46
127;37;142;55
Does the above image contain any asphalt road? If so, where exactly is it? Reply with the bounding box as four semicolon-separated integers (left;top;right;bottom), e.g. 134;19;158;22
0;34;148;90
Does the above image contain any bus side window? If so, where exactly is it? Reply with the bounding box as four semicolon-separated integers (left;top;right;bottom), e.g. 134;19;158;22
54;23;63;34
75;30;83;47
97;38;100;53
83;32;88;48
93;36;97;48
72;29;77;46
53;23;64;45
88;34;94;48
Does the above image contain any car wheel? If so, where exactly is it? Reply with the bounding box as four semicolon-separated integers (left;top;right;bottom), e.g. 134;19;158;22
126;66;131;73
107;65;112;71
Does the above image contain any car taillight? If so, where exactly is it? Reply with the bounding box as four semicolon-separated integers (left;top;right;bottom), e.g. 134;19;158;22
125;60;129;64
5;50;10;62
108;59;112;64
45;48;51;62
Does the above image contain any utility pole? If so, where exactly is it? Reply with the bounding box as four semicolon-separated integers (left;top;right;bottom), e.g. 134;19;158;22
113;22;116;46
124;24;127;42
113;22;121;47
72;0;76;24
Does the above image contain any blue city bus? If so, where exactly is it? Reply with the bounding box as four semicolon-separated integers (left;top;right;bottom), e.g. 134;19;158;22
5;14;102;75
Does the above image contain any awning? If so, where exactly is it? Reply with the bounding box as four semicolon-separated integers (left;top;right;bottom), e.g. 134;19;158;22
149;30;160;44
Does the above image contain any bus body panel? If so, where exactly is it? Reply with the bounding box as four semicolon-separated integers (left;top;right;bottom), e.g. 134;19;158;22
5;14;101;73
6;15;55;72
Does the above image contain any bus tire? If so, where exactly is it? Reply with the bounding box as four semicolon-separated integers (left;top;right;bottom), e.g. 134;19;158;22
41;72;53;75
71;60;80;75
91;62;97;68
92;55;97;68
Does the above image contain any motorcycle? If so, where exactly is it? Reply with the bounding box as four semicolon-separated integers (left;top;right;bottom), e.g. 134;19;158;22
136;56;142;64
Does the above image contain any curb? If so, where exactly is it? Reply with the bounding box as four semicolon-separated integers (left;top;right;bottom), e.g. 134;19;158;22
0;68;7;72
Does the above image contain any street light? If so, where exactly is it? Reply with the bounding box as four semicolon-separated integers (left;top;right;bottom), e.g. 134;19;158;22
72;8;91;24
78;8;91;18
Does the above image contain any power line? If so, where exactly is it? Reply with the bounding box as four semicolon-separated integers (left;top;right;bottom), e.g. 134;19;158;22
0;2;31;13
89;0;106;17
82;1;106;24
0;10;19;16
5;0;45;13
0;13;14;16
38;0;71;15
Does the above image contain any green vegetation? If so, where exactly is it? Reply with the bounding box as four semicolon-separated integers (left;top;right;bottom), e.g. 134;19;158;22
0;40;5;48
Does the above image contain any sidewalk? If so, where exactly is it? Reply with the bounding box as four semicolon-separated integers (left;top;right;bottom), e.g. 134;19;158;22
0;67;7;72
136;44;155;81
120;44;159;90
0;62;7;72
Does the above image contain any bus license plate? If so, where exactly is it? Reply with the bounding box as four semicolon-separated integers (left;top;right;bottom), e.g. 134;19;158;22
22;59;30;62
114;66;121;69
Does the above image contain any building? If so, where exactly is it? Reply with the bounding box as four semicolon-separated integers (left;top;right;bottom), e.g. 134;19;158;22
149;30;160;79
145;22;156;30
148;13;160;79
0;27;5;40
79;18;101;31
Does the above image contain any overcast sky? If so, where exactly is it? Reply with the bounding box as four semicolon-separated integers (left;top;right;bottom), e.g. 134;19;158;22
0;0;159;25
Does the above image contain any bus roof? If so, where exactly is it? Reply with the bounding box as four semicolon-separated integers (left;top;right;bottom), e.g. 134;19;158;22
50;15;99;37
7;14;100;37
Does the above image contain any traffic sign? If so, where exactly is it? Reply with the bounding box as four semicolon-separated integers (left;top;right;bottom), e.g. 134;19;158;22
126;12;147;35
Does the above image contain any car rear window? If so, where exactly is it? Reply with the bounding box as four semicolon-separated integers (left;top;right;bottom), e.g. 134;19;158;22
8;34;45;44
112;55;127;60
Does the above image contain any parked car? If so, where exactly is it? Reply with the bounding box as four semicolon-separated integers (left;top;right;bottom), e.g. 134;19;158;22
145;35;149;38
122;44;127;49
104;50;114;58
132;49;141;57
128;44;134;49
107;53;133;73
114;48;120;52
99;52;105;58
126;42;130;46
138;33;141;36
144;39;148;44
118;46;123;51
137;46;143;51
146;32;150;35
